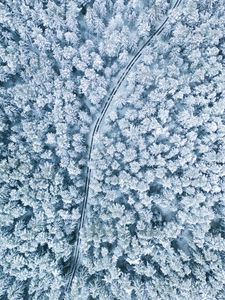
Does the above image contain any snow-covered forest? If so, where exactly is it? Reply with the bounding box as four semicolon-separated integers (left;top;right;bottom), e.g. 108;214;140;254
1;0;225;299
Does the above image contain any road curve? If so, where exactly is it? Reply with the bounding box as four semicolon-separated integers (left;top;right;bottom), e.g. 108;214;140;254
66;0;183;292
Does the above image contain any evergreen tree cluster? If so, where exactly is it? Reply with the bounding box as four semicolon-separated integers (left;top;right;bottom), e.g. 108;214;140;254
0;0;224;299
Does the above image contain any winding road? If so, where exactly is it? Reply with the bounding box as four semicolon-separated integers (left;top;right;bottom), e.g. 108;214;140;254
66;0;183;292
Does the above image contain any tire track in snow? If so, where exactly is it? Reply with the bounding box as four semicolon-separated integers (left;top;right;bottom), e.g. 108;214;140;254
66;0;183;292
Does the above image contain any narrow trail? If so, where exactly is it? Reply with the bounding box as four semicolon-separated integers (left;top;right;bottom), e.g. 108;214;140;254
66;0;183;292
